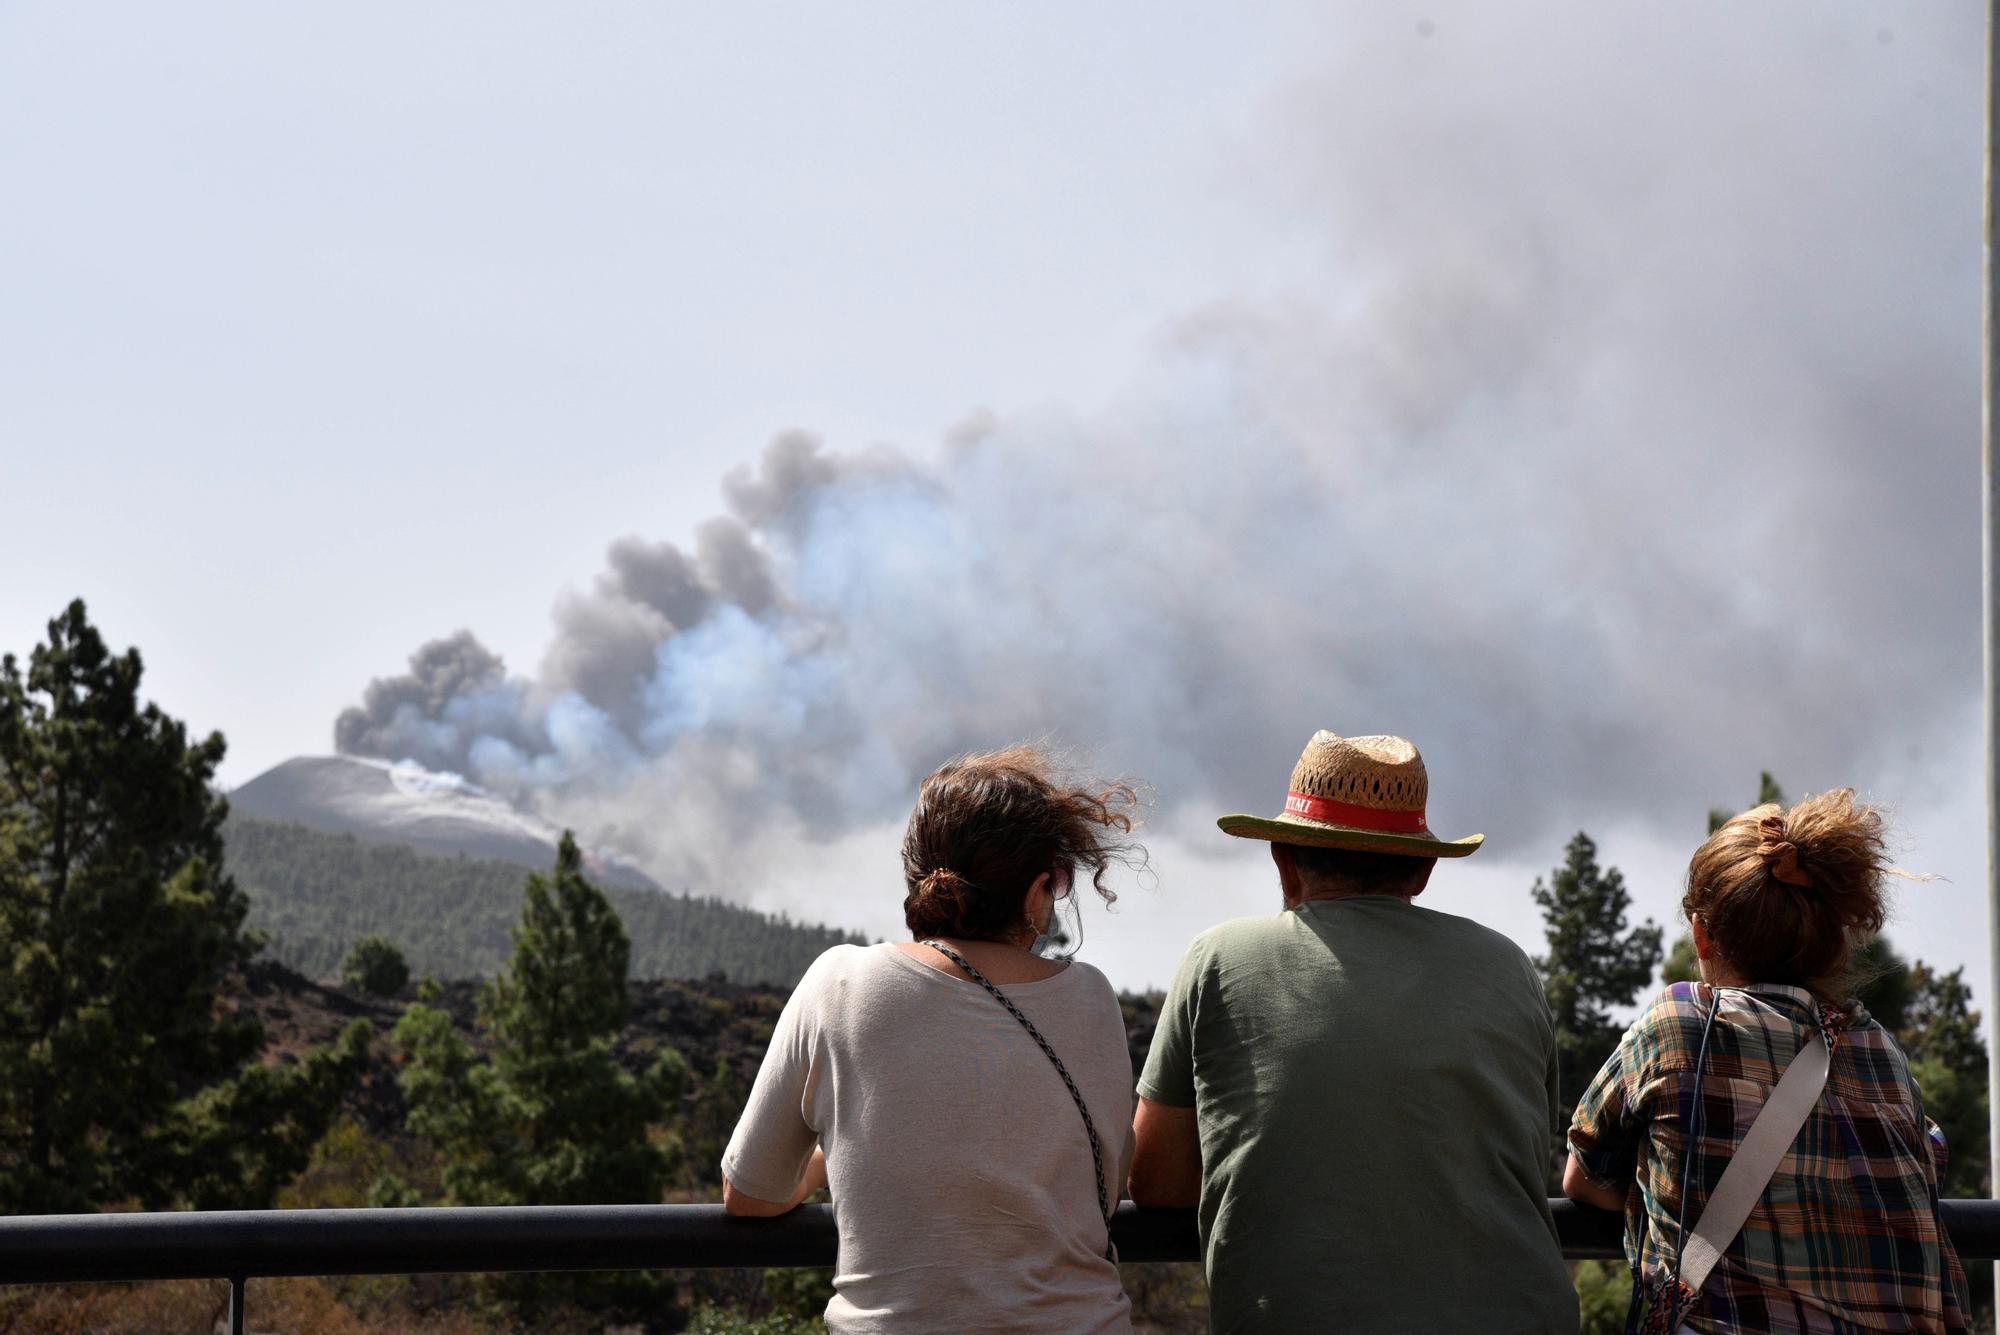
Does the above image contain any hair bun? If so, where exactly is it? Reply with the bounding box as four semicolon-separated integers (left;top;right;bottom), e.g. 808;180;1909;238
917;867;972;898
1756;813;1812;888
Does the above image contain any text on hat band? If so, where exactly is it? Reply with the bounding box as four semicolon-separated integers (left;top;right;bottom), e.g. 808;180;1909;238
1283;791;1430;834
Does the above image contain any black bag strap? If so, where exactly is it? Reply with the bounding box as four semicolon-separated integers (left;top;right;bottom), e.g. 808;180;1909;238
922;941;1116;1262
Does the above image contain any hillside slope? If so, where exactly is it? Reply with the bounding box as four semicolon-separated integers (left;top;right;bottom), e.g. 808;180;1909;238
227;754;659;890
226;816;866;986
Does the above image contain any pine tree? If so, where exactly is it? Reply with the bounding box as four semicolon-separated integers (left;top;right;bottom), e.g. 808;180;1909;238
1905;963;1988;1076
1852;937;1912;1032
1533;832;1662;1142
687;1053;748;1192
1660;934;1699;986
1706;770;1786;836
1900;963;1990;1199
340;934;410;998
392;834;686;1318
173;1019;375;1210
0;600;367;1211
485;833;632;1056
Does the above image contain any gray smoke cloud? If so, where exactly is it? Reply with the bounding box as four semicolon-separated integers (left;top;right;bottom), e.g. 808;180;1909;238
336;3;1982;890
334;630;550;774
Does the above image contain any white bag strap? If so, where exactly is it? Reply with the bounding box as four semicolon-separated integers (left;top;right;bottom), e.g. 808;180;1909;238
1676;1023;1832;1292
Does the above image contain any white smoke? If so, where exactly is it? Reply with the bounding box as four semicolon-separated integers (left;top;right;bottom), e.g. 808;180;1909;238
336;3;1982;971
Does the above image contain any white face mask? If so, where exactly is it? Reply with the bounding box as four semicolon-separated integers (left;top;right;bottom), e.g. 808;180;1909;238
1030;868;1075;952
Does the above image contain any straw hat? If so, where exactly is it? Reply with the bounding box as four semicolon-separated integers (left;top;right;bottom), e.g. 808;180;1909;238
1217;730;1483;858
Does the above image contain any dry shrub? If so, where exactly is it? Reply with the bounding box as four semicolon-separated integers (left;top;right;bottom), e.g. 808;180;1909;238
242;1275;498;1334
1122;1261;1210;1334
0;1279;216;1334
0;1276;502;1335
279;1116;443;1212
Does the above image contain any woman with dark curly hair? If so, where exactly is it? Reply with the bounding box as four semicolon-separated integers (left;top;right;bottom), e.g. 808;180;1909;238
1565;790;1969;1334
722;746;1142;1334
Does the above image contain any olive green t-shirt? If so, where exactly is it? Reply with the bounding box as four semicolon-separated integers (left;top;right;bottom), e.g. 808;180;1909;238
1138;896;1577;1335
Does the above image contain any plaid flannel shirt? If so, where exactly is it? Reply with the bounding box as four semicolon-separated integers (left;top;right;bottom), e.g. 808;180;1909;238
1569;982;1970;1335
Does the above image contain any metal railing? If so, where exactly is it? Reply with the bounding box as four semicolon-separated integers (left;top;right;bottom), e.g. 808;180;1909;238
4;1200;1998;1334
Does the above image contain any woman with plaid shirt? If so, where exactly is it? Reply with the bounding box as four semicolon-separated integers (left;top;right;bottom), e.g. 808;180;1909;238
1564;790;1970;1334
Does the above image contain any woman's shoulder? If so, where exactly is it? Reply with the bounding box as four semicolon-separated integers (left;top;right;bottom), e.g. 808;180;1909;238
792;941;898;994
1058;957;1119;1000
1614;982;1717;1062
1642;979;1714;1015
805;940;878;969
1832;1004;1917;1079
1049;958;1130;1028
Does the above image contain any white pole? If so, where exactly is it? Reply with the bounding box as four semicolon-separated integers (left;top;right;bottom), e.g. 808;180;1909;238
1984;1;2000;1325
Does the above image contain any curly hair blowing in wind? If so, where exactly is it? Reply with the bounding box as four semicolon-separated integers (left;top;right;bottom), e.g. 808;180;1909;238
1683;788;1895;1003
900;746;1143;946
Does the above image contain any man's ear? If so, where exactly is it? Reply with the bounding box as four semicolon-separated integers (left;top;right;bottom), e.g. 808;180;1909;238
1407;858;1437;899
1270;843;1301;902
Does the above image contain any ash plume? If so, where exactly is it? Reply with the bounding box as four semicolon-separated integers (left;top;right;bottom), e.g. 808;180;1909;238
336;3;1981;890
333;631;549;775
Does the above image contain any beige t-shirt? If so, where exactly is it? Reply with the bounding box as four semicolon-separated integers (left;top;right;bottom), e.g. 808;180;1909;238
722;942;1135;1335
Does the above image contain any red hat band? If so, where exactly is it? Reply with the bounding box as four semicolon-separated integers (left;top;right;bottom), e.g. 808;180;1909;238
1283;790;1430;835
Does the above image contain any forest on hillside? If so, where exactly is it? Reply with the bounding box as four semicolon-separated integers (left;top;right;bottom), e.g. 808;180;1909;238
227;816;868;986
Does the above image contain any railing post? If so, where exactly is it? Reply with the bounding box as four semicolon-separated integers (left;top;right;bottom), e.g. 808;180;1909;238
227;1275;245;1335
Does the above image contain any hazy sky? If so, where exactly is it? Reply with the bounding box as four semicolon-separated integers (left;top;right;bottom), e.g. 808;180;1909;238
2;2;1986;994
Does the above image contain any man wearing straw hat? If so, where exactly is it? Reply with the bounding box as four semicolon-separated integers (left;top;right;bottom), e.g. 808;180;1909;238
1129;730;1575;1334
